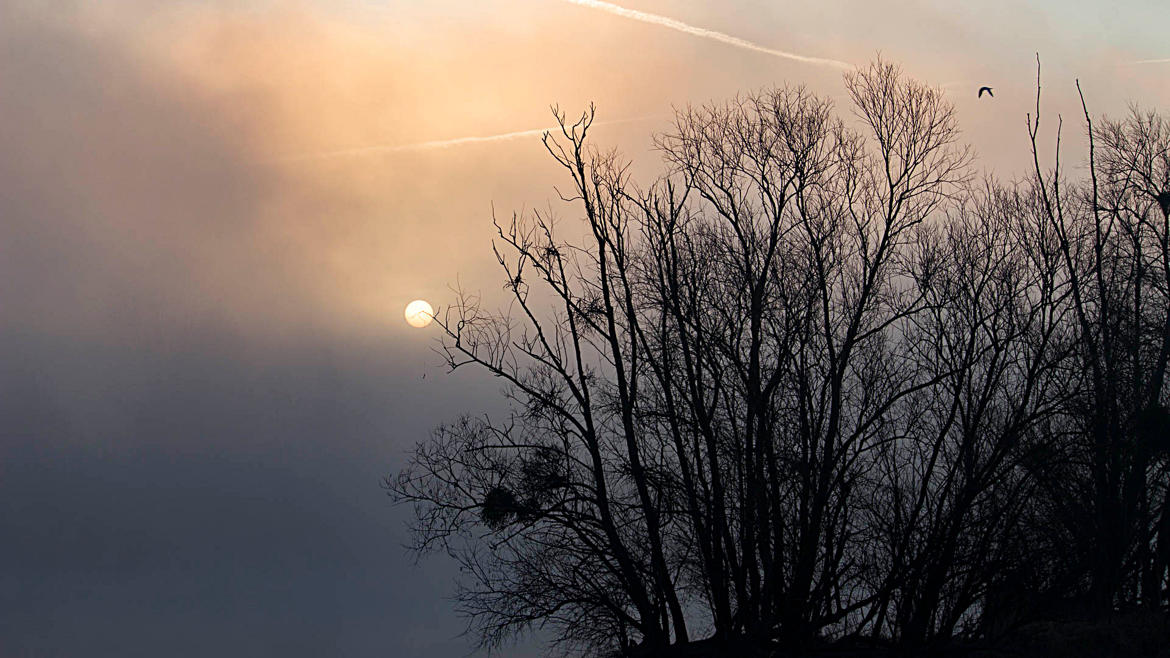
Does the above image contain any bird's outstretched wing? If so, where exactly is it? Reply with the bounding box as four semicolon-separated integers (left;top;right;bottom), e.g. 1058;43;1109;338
978;86;994;98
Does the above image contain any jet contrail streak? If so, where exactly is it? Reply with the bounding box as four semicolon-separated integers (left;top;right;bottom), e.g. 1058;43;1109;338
277;116;652;162
561;0;852;69
282;127;550;161
1131;58;1170;65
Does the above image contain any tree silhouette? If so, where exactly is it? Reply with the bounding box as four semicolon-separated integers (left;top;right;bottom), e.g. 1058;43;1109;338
389;58;1170;656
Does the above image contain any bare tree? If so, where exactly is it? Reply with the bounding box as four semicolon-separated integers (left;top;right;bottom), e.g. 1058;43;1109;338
1025;57;1170;615
389;58;1170;656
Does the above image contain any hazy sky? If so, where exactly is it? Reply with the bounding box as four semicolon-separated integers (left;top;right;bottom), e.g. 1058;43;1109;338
1;1;1167;656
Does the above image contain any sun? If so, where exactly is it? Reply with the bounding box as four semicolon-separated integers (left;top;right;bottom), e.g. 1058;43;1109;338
404;299;434;328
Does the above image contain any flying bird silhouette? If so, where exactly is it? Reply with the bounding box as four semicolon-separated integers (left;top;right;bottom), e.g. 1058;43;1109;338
978;86;994;98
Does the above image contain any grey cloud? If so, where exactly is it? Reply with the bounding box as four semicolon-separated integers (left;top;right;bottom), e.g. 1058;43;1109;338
0;10;525;657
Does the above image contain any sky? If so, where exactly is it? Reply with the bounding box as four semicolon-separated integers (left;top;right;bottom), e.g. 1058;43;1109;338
1;1;1167;656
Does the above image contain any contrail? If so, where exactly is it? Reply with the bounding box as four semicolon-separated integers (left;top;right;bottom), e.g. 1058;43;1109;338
1131;58;1170;65
276;116;652;162
561;0;852;70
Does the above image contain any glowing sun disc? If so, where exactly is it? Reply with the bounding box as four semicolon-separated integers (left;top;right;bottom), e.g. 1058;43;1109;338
404;299;434;328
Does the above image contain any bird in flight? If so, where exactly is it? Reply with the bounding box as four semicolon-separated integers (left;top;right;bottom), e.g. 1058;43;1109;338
978;86;994;98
